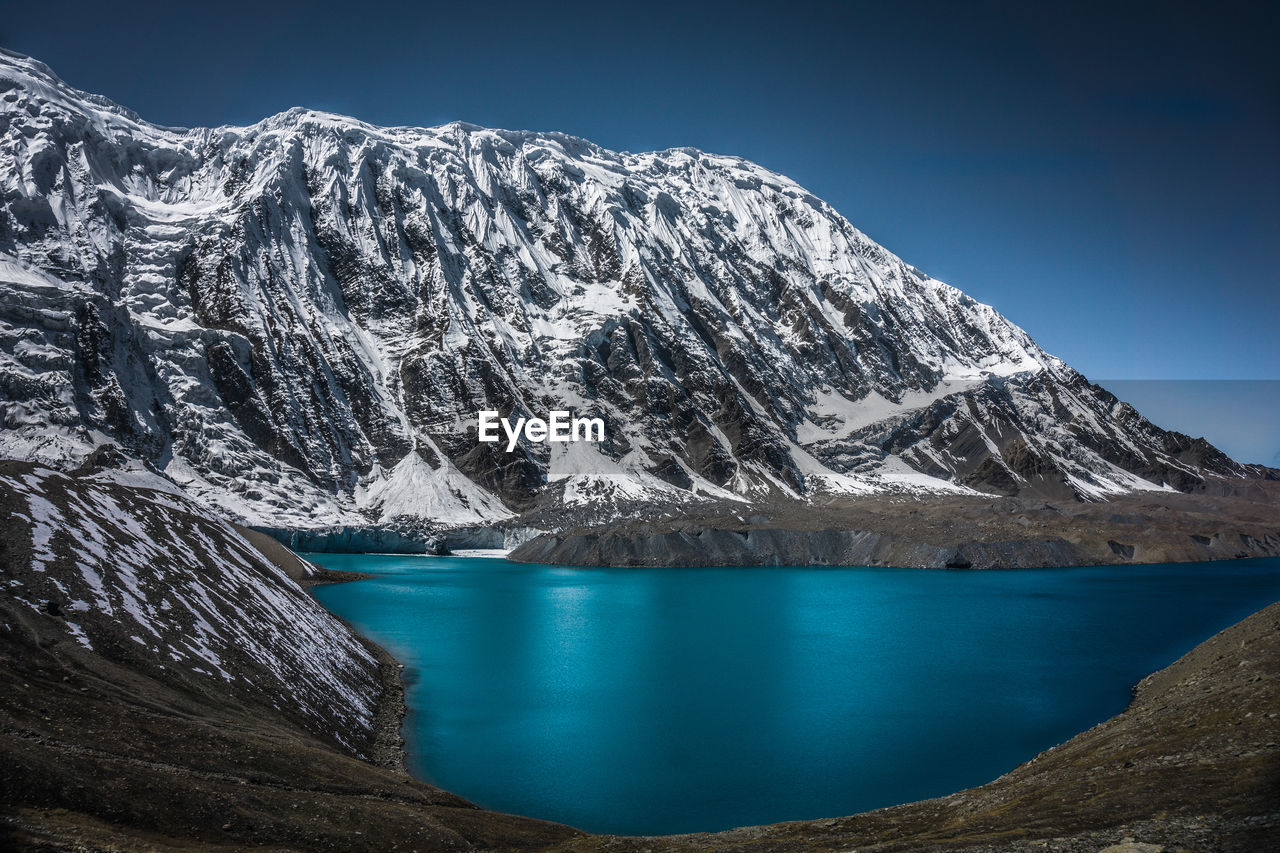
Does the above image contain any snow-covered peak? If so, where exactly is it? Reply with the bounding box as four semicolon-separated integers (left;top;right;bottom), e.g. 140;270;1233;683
0;49;1243;529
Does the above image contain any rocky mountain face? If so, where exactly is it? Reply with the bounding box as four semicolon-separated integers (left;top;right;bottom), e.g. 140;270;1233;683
0;49;1250;533
0;459;382;754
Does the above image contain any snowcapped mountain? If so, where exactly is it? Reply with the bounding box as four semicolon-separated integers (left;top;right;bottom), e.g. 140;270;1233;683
0;49;1247;532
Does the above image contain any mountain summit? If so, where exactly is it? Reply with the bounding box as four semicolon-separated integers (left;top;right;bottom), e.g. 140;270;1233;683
0;49;1249;535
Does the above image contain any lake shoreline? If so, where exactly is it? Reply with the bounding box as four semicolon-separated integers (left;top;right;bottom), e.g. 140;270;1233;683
298;565;409;772
307;551;1280;843
636;595;1280;852
310;564;1280;849
234;524;409;769
510;485;1280;568
2;450;1276;850
256;479;1280;570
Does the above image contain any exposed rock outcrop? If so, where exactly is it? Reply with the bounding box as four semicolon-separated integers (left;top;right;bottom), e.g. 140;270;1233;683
0;47;1264;542
513;486;1280;568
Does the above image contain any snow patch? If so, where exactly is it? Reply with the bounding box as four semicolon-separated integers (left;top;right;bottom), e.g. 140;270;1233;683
357;448;513;524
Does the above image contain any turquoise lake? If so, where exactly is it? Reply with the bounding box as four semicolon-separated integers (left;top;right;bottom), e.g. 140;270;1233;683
308;554;1280;836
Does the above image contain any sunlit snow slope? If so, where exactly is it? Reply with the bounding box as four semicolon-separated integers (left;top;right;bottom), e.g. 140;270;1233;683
0;49;1245;529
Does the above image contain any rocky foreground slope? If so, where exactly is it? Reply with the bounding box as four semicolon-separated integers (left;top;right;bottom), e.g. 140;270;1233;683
3;461;1279;850
0;458;382;749
0;459;582;850
1;46;1271;551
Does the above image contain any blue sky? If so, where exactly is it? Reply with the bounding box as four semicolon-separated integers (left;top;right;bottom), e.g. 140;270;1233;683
1102;381;1280;465
4;0;1277;379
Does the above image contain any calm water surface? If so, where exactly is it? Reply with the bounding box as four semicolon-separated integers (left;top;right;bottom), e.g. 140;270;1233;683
308;555;1280;835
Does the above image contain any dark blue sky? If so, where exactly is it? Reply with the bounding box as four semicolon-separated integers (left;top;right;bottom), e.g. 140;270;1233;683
4;1;1277;379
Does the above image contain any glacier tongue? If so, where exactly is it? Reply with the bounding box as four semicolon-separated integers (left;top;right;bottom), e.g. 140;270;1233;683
0;48;1248;531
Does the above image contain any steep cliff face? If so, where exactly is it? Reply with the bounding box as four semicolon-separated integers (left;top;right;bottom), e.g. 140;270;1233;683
0;49;1247;530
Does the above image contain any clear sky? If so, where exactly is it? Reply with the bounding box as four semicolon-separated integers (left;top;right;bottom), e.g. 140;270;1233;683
3;0;1277;379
